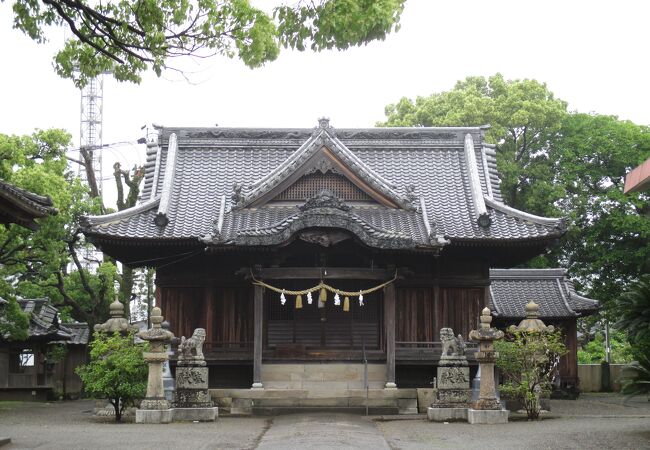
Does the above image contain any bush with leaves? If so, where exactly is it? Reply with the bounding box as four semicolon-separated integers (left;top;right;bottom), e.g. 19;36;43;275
621;356;650;398
495;329;567;420
76;331;147;422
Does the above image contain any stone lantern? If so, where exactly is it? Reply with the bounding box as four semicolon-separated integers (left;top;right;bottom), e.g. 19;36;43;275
467;307;508;424
135;307;175;424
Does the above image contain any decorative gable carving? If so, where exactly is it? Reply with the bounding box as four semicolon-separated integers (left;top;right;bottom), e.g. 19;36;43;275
232;123;416;211
275;172;372;202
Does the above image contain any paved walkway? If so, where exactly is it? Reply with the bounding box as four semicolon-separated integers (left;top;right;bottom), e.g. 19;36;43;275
0;394;648;449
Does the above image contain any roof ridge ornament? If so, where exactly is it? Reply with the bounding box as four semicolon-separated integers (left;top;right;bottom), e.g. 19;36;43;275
318;117;331;129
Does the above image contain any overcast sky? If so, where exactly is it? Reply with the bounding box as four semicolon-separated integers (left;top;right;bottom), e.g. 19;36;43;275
1;0;649;205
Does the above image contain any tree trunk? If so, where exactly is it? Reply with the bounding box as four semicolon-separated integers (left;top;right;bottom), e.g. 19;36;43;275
120;265;134;319
112;398;122;422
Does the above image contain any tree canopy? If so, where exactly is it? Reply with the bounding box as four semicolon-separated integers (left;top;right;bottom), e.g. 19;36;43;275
0;129;118;328
10;0;405;87
380;74;650;313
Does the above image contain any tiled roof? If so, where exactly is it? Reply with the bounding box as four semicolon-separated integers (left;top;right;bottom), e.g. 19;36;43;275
489;268;600;319
57;322;90;345
83;122;565;251
0;179;58;230
17;298;72;341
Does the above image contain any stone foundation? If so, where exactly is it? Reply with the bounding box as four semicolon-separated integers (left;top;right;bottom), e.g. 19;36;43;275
135;408;173;424
173;407;218;422
427;407;467;422
467;408;509;424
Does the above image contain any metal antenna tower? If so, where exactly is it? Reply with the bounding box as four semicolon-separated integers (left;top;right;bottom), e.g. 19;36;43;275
79;75;104;197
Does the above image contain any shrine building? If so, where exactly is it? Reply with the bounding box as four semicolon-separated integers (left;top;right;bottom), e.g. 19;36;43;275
81;119;597;412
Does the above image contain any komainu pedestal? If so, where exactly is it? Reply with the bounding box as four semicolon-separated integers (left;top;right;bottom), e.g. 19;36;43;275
172;328;218;422
428;328;471;422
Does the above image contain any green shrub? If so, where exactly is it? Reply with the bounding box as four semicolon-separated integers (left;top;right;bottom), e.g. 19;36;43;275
76;331;147;422
496;329;567;420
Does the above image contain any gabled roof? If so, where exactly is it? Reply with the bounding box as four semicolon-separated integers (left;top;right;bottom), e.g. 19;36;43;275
82;120;566;257
489;268;600;319
0;180;58;230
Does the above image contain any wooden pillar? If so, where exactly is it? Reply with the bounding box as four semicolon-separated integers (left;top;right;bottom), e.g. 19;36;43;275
384;283;396;389
252;284;264;389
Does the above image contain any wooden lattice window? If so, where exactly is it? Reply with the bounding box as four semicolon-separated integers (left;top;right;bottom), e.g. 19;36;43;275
275;172;372;201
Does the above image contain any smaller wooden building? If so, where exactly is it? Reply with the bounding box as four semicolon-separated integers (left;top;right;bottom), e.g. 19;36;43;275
0;298;89;400
489;268;599;394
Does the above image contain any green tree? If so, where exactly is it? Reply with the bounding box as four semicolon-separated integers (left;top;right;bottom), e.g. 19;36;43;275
0;130;118;327
545;114;650;305
76;331;148;422
380;77;650;312
495;329;567;420
577;330;634;364
380;73;568;212
0;297;29;341
10;0;405;87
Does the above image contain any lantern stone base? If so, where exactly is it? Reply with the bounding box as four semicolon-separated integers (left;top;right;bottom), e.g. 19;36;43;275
135;408;173;424
173;407;218;422
427;407;467;422
467;408;509;424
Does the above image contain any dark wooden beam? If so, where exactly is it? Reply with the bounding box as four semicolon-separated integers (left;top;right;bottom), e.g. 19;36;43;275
243;267;404;280
384;283;396;388
252;284;264;389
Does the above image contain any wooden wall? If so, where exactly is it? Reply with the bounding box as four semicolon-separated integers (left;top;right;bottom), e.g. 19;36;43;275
396;286;485;342
159;286;253;346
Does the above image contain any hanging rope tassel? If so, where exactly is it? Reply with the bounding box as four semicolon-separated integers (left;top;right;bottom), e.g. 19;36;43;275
343;296;350;312
280;291;286;305
306;291;313;305
295;294;303;309
334;292;341;306
319;286;327;303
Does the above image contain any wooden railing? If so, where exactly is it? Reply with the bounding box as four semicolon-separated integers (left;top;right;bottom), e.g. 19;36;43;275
396;341;479;362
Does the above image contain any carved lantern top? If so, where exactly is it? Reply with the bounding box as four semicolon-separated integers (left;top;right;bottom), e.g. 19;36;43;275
469;307;504;342
138;307;174;343
94;296;139;334
508;301;555;333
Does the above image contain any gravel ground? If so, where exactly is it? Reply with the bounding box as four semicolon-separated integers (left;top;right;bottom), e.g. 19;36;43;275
0;394;648;449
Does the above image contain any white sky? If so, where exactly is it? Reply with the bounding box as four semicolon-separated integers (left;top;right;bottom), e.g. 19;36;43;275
1;0;649;206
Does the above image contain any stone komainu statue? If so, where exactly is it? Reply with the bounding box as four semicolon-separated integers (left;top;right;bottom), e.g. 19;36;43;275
178;328;206;361
440;327;466;358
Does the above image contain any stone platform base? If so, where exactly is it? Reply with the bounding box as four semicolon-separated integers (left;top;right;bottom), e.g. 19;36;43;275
173;407;218;422
135;408;173;424
427;407;467;422
210;388;417;415
467;408;509;424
